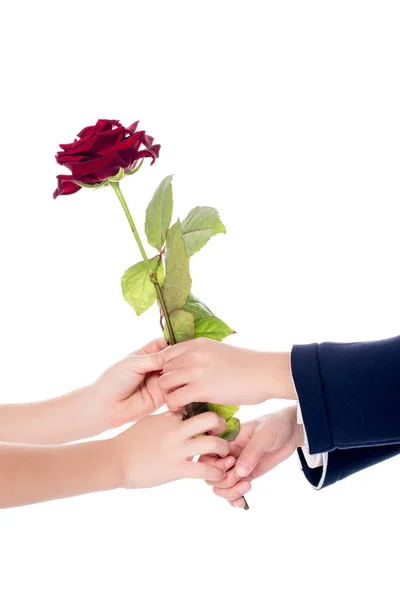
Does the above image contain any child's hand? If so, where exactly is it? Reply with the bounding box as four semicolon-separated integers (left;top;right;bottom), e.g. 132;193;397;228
0;339;168;446
160;338;296;411
92;338;167;432
198;406;304;508
0;410;230;508
111;411;231;488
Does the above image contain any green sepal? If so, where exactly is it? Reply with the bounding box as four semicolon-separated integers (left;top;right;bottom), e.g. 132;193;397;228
126;159;144;176
107;167;125;183
75;180;108;190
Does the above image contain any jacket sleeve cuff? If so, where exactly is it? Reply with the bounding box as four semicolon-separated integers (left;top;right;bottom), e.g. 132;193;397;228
298;444;400;488
291;343;334;454
297;448;329;489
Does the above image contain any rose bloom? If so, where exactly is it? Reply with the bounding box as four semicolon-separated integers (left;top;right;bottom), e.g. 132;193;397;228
54;119;160;198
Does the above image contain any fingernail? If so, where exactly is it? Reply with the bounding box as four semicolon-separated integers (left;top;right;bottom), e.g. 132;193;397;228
225;457;236;470
233;500;244;509
235;462;250;478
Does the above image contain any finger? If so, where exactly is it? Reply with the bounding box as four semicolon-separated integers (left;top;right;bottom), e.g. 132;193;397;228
248;444;296;481
185;435;230;459
162;355;187;374
198;455;236;471
128;351;165;374
134;338;168;356
213;481;251;502
165;386;201;411
158;370;192;395
183;462;225;482
145;373;165;412
182;412;227;438
235;426;275;478
230;498;245;509
207;467;241;489
162;341;194;365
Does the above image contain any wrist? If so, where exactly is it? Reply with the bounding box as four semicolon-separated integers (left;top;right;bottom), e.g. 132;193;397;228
103;437;125;490
260;352;297;401
79;382;113;436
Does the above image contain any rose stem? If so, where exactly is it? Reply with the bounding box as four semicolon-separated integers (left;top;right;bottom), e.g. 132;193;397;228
109;181;248;509
109;181;176;345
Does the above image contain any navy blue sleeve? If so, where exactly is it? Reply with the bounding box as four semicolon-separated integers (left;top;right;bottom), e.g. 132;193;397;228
297;444;400;488
291;335;400;487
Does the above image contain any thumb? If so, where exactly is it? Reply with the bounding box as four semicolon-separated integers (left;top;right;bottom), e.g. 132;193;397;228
128;350;165;374
235;426;275;478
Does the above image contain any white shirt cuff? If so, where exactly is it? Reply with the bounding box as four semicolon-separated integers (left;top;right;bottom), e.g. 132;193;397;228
296;402;324;468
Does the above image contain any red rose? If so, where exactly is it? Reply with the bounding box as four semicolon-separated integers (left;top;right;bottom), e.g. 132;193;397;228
54;119;160;198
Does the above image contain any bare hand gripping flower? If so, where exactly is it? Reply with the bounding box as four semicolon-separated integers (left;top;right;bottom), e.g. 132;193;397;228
54;119;248;510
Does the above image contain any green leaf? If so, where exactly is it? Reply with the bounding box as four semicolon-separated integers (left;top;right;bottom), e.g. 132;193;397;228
182;206;226;257
164;309;195;343
183;294;214;319
162;220;192;313
206;403;239;421
219;417;240;442
121;256;163;316
194;316;235;341
145;175;174;251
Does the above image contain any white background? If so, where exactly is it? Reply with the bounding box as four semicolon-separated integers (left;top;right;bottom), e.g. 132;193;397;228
0;1;399;598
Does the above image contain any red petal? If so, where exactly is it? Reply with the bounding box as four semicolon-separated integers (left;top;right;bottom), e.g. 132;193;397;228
70;154;118;180
53;175;81;198
127;121;139;134
135;144;161;164
97;130;143;156
77;119;119;138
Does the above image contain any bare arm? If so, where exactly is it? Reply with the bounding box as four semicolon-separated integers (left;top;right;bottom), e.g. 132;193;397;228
0;386;103;445
0;411;229;509
0;438;119;508
0;339;167;446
